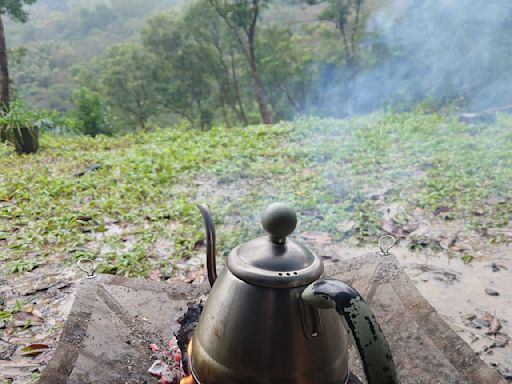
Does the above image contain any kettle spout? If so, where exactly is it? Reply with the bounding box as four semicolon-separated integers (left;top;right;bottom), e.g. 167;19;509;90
197;204;217;287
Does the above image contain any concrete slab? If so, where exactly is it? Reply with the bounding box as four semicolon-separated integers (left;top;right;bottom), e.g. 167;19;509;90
39;254;507;383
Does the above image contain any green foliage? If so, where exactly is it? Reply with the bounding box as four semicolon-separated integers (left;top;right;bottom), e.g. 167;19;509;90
7;258;41;273
71;0;340;130
140;10;214;126
6;0;376;127
208;0;270;31
80;44;158;131
0;100;39;153
7;0;186;112
0;300;23;322
0;100;35;129
73;87;110;136
1;112;511;277
303;0;368;66
0;100;73;135
0;0;37;22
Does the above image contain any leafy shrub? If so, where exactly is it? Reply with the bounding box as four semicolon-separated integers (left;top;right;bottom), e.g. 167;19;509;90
73;87;112;136
0;101;39;154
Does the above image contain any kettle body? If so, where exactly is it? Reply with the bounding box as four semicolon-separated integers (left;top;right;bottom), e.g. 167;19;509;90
192;203;397;384
192;268;349;384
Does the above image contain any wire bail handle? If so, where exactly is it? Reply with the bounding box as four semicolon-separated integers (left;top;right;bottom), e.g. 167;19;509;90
378;235;396;256
77;258;97;279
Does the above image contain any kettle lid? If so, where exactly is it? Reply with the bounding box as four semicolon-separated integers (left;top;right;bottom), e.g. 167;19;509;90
227;203;324;288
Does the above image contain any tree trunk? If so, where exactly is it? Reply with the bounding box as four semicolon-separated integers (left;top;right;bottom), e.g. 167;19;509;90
0;14;9;142
230;50;248;126
248;42;272;124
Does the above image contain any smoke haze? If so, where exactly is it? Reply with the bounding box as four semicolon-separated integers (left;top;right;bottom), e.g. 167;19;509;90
317;0;512;115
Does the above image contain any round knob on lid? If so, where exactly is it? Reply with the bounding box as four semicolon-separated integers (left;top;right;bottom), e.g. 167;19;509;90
261;203;297;244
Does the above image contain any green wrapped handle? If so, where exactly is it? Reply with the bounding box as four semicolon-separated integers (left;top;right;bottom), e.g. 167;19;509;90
302;278;398;384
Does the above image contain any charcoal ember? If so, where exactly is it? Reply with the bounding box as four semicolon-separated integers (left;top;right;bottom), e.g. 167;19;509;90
147;338;183;383
149;360;171;377
176;302;204;375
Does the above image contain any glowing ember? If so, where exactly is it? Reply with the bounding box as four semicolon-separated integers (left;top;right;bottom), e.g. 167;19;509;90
180;376;195;384
180;340;195;384
147;337;192;384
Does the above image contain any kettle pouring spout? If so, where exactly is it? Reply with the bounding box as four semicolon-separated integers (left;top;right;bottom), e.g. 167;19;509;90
302;279;398;384
197;204;217;287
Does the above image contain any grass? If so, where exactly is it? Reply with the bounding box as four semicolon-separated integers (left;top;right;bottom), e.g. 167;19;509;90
1;112;511;277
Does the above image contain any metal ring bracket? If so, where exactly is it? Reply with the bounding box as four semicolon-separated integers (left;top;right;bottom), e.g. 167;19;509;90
77;258;97;279
378;235;397;256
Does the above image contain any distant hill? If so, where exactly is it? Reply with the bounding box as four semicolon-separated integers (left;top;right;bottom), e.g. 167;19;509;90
5;0;187;111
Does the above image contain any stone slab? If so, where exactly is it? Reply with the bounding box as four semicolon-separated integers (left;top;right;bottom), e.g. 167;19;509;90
39;253;507;384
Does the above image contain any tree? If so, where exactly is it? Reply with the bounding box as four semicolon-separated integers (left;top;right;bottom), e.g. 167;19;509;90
305;0;365;67
183;1;249;126
257;25;317;118
73;87;111;137
78;44;159;132
141;12;214;126
0;0;37;141
207;0;273;124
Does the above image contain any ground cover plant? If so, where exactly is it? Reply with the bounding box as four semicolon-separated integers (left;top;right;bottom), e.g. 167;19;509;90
1;112;511;279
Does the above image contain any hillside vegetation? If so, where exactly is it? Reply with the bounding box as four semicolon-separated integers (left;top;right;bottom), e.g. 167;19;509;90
6;0;511;135
7;0;187;111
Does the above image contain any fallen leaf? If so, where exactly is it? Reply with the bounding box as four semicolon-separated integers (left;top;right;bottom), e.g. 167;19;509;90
21;343;49;356
301;231;332;245
486;316;502;335
22;303;35;313
193;239;205;249
12;311;44;327
433;206;450;216
381;219;396;235
184;268;206;285
73;163;102;177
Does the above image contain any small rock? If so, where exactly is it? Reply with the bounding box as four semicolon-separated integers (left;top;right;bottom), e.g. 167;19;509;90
491;263;500;272
485;288;500;296
462;313;477;321
492;340;508;348
463;319;474;327
472;319;491;328
499;367;512;381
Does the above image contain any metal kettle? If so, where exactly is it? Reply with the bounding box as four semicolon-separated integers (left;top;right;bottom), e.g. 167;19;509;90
193;203;397;384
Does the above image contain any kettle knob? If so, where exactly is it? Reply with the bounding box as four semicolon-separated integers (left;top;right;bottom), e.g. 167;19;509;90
261;203;297;244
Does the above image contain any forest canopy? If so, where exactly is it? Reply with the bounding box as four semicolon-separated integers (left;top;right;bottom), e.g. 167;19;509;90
5;0;512;133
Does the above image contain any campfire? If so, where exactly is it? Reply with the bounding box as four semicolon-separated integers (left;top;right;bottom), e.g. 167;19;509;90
36;203;510;384
149;204;397;384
